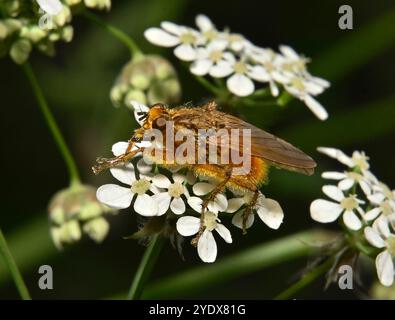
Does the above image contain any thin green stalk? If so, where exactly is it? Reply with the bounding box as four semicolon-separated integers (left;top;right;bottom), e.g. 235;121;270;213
127;235;164;300
22;63;80;186
274;258;333;300
193;75;223;96
83;10;142;58
0;228;31;300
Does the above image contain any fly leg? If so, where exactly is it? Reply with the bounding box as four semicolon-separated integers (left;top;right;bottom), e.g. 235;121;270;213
92;139;145;174
241;189;259;235
191;166;232;246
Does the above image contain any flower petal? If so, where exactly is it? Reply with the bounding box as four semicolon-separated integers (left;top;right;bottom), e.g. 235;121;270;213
110;163;136;185
170;197;186;215
225;198;245;213
208;194;228;213
195;14;214;32
303;95;328;121
190;59;212;76
226;74;254;97
209;60;234;78
364;207;382;221
269;81;279;97
151;193;171;216
152;174;172;189
197;229;217;263
247;65;270;82
187;196;203;213
144;27;180;47
96;184;133;209
174;44;197;61
317;147;354;167
176;216;200;236
136;158;152;174
376;251;395;287
322;185;344;202
134;194;158;216
338;178;354;191
310;199;343;223
37;0;63;15
322;171;347;180
112;141;129;156
215;224;232;243
256;198;284;229
193;182;215;196
343;210;362;230
231;210;255;229
364;226;386;248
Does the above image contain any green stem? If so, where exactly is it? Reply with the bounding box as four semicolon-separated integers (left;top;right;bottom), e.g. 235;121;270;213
0;228;31;300
83;10;142;59
274;258;333;300
193;75;223;96
22;63;81;186
127;235;164;300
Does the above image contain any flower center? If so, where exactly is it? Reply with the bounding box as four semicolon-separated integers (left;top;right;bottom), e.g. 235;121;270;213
180;32;196;44
381;183;394;200
234;61;247;74
263;61;274;72
168;182;185;198
352;152;369;170
381;201;393;216
131;178;151;195
209;50;223;62
386;235;395;256
340;196;358;211
204;212;218;231
228;34;243;44
204;29;217;41
290;77;305;91
347;171;362;181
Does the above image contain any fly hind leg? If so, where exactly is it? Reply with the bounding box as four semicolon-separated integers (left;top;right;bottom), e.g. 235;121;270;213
241;189;259;235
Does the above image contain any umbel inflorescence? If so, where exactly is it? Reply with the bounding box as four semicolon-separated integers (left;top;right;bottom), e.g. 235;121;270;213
144;14;330;120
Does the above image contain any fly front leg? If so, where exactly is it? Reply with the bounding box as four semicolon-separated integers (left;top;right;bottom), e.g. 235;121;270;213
92;138;145;174
191;166;232;247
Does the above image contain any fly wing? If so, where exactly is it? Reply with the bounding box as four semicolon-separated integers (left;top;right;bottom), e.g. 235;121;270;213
213;112;316;175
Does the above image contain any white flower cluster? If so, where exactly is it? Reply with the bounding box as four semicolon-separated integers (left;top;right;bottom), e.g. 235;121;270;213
96;102;284;263
144;14;330;120
310;147;395;286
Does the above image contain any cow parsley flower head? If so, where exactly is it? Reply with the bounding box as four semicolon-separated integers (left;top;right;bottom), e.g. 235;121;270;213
311;146;395;288
144;14;330;120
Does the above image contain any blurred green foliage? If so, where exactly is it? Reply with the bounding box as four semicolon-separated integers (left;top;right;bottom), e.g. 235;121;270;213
0;0;394;299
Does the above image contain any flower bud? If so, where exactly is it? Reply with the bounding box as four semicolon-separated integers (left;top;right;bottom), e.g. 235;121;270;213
10;39;32;64
20;26;47;43
48;184;116;248
111;55;181;108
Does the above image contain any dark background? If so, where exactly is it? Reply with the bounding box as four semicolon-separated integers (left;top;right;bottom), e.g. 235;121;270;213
0;0;394;299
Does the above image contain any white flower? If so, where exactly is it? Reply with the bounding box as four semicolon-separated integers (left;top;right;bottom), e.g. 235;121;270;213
151;173;190;215
282;75;328;120
195;14;221;43
130;100;150;126
37;0;63;15
368;182;395;206
317;147;371;171
364;216;395;286
226;192;284;230
187;182;228;214
278;45;310;76
176;212;232;263
144;22;202;61
310;185;365;230
96;143;159;216
213;54;269;97
189;41;234;77
247;47;288;97
321;170;371;196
